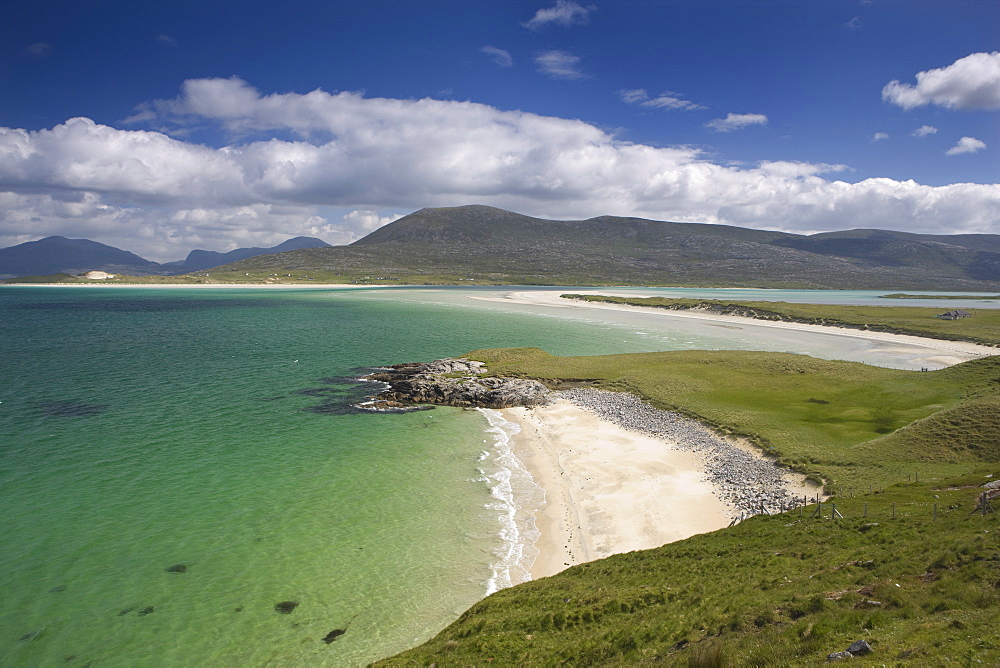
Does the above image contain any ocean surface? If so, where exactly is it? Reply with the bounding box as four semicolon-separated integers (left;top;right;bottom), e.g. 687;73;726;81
2;285;997;666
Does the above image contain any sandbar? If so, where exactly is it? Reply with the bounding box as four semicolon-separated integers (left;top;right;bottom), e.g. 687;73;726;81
483;290;998;367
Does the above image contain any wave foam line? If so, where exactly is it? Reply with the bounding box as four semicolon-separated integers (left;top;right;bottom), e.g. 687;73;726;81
478;408;544;596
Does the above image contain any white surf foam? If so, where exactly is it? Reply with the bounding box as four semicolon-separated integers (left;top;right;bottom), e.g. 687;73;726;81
478;408;544;596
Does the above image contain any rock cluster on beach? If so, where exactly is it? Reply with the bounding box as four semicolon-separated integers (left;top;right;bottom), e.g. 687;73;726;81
360;358;552;410
557;387;807;519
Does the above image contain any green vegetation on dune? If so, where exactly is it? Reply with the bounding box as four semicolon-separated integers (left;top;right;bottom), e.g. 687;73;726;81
378;348;1000;665
380;478;998;666
564;294;1000;347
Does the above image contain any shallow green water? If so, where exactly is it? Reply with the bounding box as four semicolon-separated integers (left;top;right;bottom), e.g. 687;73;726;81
1;286;994;666
0;286;716;666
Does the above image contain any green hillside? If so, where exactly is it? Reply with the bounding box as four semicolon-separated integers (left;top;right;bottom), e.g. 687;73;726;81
378;349;1000;665
206;205;1000;290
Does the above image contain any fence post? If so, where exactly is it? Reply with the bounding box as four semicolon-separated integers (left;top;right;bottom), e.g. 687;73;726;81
863;503;868;518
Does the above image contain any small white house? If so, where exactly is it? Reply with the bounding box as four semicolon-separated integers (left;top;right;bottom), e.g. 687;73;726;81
83;271;116;280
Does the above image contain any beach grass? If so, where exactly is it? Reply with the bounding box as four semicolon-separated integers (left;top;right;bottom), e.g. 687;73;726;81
562;294;1000;347
469;348;1000;490
379;470;998;665
378;347;1000;665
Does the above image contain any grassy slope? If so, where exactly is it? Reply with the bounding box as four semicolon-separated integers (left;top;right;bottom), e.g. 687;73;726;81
563;294;1000;347
378;349;1000;666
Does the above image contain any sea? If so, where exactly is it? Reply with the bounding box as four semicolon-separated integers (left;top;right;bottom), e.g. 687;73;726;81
2;285;998;666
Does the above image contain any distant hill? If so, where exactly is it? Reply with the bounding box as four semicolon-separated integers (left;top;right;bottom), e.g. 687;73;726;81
0;236;162;278
215;205;1000;290
163;237;330;273
0;236;330;279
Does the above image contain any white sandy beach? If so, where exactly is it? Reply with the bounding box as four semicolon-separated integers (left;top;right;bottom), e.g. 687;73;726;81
503;400;734;580
484;290;997;582
476;290;999;367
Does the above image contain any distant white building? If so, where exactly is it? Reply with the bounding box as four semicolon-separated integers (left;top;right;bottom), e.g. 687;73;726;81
83;271;116;280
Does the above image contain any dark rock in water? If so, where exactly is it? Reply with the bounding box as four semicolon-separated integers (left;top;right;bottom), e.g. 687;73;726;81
258;395;287;401
847;639;873;656
275;601;299;614
19;630;41;642
48;585;67;593
39;401;107;417
234;607;243;613
118;607;134;616
360;358;551;410
165;563;187;573
322;629;346;644
138;606;154;616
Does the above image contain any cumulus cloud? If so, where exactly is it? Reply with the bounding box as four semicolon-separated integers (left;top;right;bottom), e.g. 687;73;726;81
618;88;704;111
535;50;586;80
871;132;889;142
481;45;512;68
882;51;1000;111
946;136;987;156
2;78;999;257
705;113;768;132
522;1;595;30
912;125;937;138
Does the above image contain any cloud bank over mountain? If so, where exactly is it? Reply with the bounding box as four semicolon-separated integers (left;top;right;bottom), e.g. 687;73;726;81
1;77;997;260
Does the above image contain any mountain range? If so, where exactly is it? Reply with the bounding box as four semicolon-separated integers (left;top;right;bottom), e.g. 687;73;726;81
0;235;330;278
4;205;1000;290
217;205;1000;290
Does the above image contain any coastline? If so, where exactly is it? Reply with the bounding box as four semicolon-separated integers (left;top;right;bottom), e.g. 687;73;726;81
494;391;814;581
483;290;999;367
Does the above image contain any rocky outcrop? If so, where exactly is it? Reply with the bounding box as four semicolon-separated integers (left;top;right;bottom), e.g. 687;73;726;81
360;358;551;410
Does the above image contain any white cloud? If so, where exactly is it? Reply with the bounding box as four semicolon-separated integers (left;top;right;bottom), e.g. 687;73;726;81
872;132;889;142
912;125;937;138
882;51;1000;111
618;89;648;104
535;50;586;80
844;16;863;30
2;78;999;258
946;136;987;156
156;34;178;46
705;113;768;132
23;42;51;58
481;45;512;68
619;88;704;111
522;1;595;30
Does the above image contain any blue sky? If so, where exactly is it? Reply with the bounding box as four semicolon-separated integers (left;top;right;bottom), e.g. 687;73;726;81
1;0;998;260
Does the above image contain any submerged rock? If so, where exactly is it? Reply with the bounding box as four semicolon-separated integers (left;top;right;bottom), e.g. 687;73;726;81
38;401;107;417
138;606;155;616
165;564;187;573
322;628;346;643
275;601;299;614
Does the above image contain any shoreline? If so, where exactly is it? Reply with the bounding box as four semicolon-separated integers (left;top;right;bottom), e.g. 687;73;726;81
496;390;816;581
484;290;998;367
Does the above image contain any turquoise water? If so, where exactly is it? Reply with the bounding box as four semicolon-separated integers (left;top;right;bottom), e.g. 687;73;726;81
1;286;994;666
